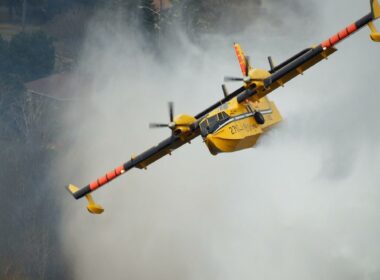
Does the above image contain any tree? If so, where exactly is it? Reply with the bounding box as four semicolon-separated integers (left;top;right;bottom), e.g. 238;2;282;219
139;0;159;45
2;0;22;22
167;0;262;36
0;36;10;75
8;31;55;82
0;74;26;141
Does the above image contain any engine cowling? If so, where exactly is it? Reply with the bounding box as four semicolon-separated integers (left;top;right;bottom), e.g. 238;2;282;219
173;114;197;135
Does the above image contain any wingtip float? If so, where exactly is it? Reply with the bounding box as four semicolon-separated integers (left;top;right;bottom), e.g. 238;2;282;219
67;1;380;214
66;184;104;214
369;0;380;42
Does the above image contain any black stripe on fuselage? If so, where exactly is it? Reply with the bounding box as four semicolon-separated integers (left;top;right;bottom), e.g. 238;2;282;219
210;109;272;134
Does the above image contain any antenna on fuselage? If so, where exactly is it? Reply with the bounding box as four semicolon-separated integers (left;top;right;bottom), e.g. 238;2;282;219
221;84;228;98
268;56;275;71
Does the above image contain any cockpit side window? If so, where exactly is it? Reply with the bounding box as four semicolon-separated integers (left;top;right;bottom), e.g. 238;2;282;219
208;115;219;132
200;119;209;137
220;112;229;120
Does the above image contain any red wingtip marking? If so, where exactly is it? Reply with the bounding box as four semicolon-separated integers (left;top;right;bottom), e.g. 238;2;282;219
321;40;331;48
321;22;358;48
89;165;125;191
115;165;124;175
347;23;357;33
90;181;99;191
98;176;107;185
106;170;117;180
338;29;349;40
330;34;340;45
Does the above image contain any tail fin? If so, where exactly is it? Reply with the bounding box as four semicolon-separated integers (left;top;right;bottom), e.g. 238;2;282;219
233;43;251;77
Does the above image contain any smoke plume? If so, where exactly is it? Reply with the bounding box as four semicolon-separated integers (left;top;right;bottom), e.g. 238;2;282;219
57;1;380;279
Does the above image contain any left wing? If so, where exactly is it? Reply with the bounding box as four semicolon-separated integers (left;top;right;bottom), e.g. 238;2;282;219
66;83;248;214
66;129;199;213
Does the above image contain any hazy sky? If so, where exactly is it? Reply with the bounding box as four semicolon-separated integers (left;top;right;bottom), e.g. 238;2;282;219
58;1;380;279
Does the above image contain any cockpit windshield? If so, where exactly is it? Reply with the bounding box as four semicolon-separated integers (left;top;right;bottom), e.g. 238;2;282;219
200;112;230;137
200;120;209;137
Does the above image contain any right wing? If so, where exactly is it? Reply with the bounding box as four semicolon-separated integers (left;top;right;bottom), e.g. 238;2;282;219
237;8;378;102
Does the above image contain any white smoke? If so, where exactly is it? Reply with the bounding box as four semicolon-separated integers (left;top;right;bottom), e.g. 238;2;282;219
57;1;380;279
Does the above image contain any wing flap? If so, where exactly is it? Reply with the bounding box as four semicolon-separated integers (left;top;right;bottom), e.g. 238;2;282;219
256;47;337;99
133;131;199;169
68;129;200;200
273;47;336;86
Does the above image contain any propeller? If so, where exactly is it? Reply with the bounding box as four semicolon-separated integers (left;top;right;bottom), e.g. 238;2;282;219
149;102;176;129
224;55;251;83
149;123;172;128
149;102;191;131
224;76;244;82
245;56;250;77
169;101;174;122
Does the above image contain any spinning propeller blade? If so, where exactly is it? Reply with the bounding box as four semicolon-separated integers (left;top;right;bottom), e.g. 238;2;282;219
169;102;174;122
149;123;170;128
245;56;250;77
224;76;244;82
149;102;187;130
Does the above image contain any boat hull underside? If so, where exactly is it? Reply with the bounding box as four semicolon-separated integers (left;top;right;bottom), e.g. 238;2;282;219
206;133;261;155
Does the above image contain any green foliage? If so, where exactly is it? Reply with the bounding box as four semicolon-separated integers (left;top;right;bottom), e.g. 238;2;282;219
2;0;101;23
0;35;24;113
0;31;55;140
0;139;71;279
43;0;94;19
8;31;55;82
0;75;24;104
139;0;159;41
0;75;25;139
0;36;10;75
167;0;261;36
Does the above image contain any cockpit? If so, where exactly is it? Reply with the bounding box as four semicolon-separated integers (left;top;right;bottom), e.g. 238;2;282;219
199;112;230;137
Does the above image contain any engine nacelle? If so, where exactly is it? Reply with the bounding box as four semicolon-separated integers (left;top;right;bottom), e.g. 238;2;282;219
173;114;196;135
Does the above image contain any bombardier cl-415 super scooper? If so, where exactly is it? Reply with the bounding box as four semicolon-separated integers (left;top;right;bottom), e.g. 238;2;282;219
67;1;380;214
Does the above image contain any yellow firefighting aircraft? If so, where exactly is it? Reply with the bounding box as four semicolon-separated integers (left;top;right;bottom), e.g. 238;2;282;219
67;0;380;214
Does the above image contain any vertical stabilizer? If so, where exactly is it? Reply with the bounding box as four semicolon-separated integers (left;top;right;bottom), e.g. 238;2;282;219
233;43;251;77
